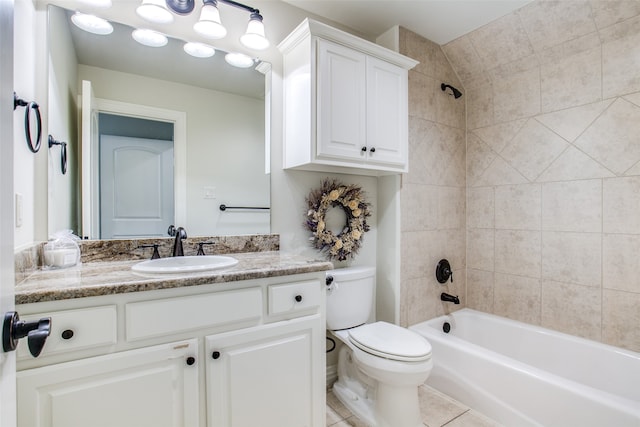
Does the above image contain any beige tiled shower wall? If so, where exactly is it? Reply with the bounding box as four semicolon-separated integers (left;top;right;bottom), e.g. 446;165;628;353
398;29;467;327
443;0;640;352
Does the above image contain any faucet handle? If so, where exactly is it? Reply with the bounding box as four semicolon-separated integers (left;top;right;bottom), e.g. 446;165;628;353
196;242;215;256
167;225;176;237
139;244;161;259
436;259;453;283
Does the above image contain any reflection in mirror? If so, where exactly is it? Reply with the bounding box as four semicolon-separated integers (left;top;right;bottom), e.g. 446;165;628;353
47;5;270;240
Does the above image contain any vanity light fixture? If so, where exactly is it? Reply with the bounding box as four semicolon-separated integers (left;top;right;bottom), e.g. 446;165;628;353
183;41;216;58
70;12;113;35
132;28;168;47
136;0;174;24
224;51;254;68
137;0;269;50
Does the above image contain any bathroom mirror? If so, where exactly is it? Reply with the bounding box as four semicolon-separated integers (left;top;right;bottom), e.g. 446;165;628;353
47;5;270;240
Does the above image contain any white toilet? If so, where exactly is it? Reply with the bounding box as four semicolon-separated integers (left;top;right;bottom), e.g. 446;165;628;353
326;266;432;427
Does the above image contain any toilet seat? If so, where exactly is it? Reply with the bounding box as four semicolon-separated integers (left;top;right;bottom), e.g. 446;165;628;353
348;321;432;362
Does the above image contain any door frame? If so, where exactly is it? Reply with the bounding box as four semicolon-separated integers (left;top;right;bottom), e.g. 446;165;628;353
82;97;186;238
0;0;16;425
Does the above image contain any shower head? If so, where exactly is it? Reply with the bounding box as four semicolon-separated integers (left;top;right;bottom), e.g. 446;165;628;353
441;83;462;99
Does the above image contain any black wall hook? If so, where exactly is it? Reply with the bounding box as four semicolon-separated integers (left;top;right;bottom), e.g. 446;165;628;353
14;92;42;153
48;135;68;175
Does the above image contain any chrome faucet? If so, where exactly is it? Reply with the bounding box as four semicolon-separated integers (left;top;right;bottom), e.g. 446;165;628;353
168;225;187;257
441;292;460;304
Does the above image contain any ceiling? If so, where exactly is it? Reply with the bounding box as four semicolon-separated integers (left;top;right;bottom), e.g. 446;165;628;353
281;0;534;45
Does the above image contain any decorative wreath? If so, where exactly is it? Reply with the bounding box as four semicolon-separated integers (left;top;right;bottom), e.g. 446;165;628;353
305;179;371;261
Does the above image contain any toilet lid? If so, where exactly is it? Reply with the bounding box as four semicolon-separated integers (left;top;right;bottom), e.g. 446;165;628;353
348;322;432;362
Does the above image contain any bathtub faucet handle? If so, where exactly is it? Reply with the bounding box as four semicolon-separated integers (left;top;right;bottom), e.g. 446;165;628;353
436;259;453;283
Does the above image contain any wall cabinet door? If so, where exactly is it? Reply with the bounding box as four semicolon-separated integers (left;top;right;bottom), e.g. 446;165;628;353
206;317;322;427
317;39;367;162
366;56;407;167
17;339;199;427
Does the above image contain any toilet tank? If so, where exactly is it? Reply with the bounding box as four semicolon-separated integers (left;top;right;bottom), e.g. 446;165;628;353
326;266;375;330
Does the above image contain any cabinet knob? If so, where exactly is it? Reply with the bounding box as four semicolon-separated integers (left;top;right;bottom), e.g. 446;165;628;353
211;351;221;359
186;356;196;366
361;146;367;152
294;295;303;303
61;329;74;340
369;147;376;153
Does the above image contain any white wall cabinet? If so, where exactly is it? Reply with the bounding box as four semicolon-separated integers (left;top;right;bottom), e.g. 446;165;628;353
279;19;418;176
16;273;326;427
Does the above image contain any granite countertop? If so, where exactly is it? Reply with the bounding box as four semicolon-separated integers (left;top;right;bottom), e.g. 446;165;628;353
16;251;333;305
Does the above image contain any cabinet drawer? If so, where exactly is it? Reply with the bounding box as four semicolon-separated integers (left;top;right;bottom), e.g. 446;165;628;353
17;306;117;359
126;287;262;341
268;280;321;316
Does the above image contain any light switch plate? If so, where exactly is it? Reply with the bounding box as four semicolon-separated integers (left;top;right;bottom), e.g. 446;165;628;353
15;193;23;227
203;187;216;199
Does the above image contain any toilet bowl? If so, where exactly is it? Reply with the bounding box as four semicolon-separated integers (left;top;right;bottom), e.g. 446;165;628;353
327;267;433;427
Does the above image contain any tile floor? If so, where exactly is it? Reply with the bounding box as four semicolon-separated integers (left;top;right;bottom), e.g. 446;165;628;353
326;384;502;427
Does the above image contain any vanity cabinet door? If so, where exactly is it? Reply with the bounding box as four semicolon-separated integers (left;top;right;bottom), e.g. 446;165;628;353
206;315;324;427
17;339;199;427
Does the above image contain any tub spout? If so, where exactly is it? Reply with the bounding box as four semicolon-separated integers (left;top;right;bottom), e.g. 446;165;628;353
441;292;460;304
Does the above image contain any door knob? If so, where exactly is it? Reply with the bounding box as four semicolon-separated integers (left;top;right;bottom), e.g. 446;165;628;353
2;312;51;358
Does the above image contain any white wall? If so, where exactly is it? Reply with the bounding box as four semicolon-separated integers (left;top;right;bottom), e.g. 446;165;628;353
47;3;78;235
13;0;44;249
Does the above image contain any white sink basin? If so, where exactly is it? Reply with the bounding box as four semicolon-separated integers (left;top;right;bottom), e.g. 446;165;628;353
131;255;238;274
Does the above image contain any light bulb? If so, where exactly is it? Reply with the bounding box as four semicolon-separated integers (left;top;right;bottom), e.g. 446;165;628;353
240;13;269;50
132;29;168;47
136;0;174;24
193;2;227;39
184;42;216;58
71;12;113;35
225;52;254;68
77;0;113;7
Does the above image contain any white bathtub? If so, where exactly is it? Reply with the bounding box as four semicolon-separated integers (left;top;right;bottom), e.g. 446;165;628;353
409;308;640;427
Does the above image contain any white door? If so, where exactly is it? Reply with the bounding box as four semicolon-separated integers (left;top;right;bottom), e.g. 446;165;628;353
0;0;16;425
99;135;174;239
317;39;367;162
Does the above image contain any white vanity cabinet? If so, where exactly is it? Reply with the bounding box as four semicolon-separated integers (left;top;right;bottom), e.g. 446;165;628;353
15;272;326;427
279;19;418;176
